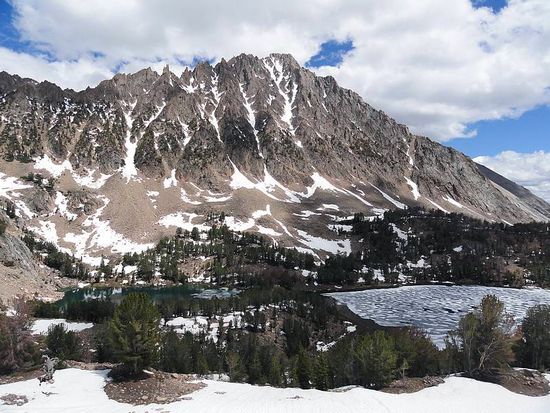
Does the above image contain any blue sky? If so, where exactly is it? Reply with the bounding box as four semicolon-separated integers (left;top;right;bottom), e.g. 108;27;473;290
0;0;549;199
306;40;354;68
472;0;508;13
450;105;550;157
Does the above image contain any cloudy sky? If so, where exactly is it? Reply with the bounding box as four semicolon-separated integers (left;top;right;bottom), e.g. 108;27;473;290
0;0;549;200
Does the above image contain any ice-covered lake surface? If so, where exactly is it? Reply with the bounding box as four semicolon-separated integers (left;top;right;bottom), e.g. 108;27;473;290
327;285;550;347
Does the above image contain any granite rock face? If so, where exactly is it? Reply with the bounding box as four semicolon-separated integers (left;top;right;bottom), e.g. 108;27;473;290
0;52;549;235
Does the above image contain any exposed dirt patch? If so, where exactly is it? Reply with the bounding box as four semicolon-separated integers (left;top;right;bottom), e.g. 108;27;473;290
0;368;43;385
489;369;550;397
0;394;28;406
382;376;444;394
104;370;205;405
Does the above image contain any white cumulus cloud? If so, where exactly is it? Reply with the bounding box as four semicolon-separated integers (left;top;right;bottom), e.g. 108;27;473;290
0;0;549;141
474;151;550;201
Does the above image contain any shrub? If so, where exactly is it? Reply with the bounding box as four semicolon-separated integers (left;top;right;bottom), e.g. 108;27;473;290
446;295;515;377
0;299;40;374
32;301;62;319
46;324;82;361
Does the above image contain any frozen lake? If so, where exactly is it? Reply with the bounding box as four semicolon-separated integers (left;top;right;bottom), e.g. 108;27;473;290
327;285;550;348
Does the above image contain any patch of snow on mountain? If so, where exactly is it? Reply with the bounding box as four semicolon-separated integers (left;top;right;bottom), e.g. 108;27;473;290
405;177;420;200
180;188;202;205
370;184;406;209
144;101;166;128
34;155;72;177
177;116;192;146
252;205;271;219
273;217;294;238
224;216;255;232
426;198;449;213
0;172;33;199
230;163;300;203
55;192;77;221
296;229;351;255
294;210;322;218
299;173;343;198
13;200;34;219
63;231;98;265
74;196;154;258
407;257;429;269
229;161;256;190
443;195;464;209
204;194;232;203
158;212;210;232
121;102;138;182
390;223;408;241
239;83;263;157
328;224;353;233
263;57;297;135
72;169;111;189
146;191;159;208
258;166;300;203
28;220;60;246
163;169;178;188
256;225;282;237
182;76;197;93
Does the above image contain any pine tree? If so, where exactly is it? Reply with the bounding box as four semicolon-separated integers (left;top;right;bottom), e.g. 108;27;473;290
226;351;242;381
518;304;550;369
268;355;283;386
295;349;312;389
191;227;200;241
195;351;208;375
353;331;397;389
248;350;262;384
109;293;161;376
46;324;81;361
313;353;330;390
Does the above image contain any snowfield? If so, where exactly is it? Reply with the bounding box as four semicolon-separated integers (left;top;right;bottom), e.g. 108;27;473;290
31;319;94;335
327;285;550;347
0;368;549;413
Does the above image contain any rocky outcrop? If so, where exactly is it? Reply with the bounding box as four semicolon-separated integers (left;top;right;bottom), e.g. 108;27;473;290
0;207;73;304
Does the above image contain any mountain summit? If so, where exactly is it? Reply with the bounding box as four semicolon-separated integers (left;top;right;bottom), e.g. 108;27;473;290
0;53;549;263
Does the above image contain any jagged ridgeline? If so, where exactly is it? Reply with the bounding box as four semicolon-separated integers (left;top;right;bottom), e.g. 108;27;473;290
0;53;549;265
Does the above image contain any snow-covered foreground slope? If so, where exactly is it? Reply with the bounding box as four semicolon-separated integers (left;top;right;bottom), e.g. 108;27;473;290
1;368;549;413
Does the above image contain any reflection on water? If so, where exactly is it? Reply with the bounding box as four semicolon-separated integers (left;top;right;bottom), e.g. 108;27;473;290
58;284;239;306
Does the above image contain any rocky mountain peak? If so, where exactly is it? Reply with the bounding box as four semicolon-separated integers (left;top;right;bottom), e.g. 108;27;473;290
0;52;549;263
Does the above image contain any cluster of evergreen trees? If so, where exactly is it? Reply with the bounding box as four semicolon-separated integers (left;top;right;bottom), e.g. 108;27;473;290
317;208;550;287
118;224;315;284
22;231;89;279
17;205;550;290
5;289;550;391
86;291;442;389
89;293;550;387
